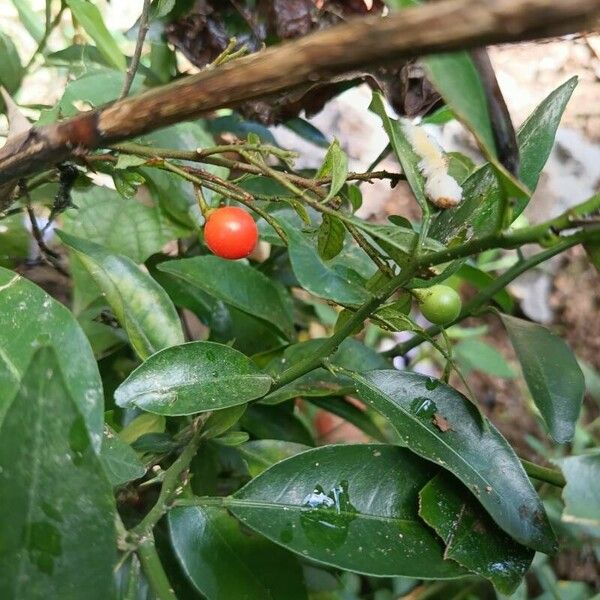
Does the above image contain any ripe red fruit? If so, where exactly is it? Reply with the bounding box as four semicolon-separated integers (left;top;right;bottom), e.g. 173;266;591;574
204;207;258;260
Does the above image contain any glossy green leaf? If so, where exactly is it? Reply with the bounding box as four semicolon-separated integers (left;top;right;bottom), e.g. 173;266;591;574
424;52;528;201
317;139;349;203
501;314;584;443
229;444;466;578
351;370;556;553
66;0;126;71
372;297;414;333
0;213;29;268
420;472;533;594
369;92;427;209
0;348;116;599
0;268;103;450
140;123;228;228
11;0;44;43
58;68;143;117
447;152;476;184
159;255;294;340
100;426;146;487
241;403;314;447
317;214;346;261
310;396;388;442
281;223;370;306
202;404;247;440
455;263;514;313
0;31;24;96
169;506;307;600
431;78;577;243
239;440;309;477
118;413;165;445
115;341;272;415
454;338;515;379
63;185;185;264
425;53;495;159
353;220;444;265
57;231;184;360
152;0;176;19
553;451;600;538
285;117;329;147
214;431;249;446
265;338;389;404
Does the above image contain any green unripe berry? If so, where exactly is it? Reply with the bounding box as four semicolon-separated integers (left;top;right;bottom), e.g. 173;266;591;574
414;284;462;326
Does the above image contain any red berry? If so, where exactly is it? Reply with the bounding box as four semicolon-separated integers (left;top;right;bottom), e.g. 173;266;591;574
204;207;258;260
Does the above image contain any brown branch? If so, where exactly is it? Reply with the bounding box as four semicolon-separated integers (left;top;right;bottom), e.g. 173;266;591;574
1;0;598;185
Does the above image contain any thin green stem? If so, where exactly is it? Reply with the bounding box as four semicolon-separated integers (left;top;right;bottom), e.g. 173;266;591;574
386;233;590;357
345;223;395;278
159;161;287;242
26;2;66;69
273;266;417;389
137;537;177;600
520;459;565;487
275;224;600;388
132;421;205;537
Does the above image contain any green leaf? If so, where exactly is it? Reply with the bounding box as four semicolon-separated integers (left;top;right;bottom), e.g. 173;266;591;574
229;444;466;578
308;397;388;442
317;214;346;261
151;0;176;19
114;341;272;415
431;78;577;243
119;413;165;445
0;31;24;96
553;451;600;539
369;92;427;209
454;338;515;379
63;185;185;264
0;213;29;268
285;117;329;147
264;338;389;404
66;0;126;71
57;231;184;360
214;431;249;446
202;404;247;440
282;223;370;306
242;403;314;446
352;220;444;263
114;154;148;169
351;370;556;554
169;506;307;600
0;348;116;599
447;152;476;184
424;52;528;201
112;169;146;198
317;139;349;203
100;426;146;486
584;239;600;275
158;255;294;340
425;53;495;159
500;314;584;443
0;268;103;450
419;472;534;594
455;264;514;313
11;0;45;43
239;440;309;477
58;68;143;117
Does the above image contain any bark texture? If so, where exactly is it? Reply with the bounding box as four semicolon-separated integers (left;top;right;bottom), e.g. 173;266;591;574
0;0;599;184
